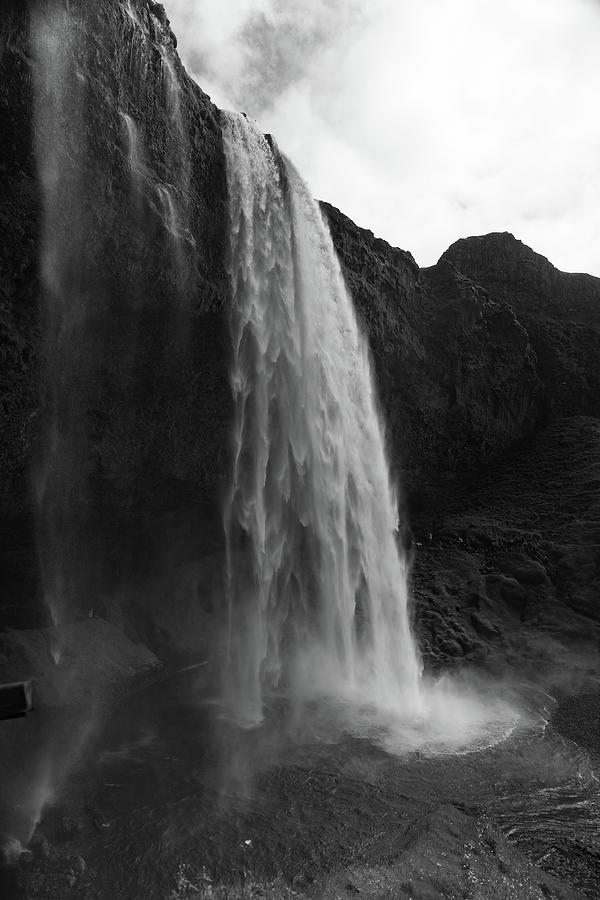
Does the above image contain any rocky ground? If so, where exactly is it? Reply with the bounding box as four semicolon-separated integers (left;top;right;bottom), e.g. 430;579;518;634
1;662;599;900
411;415;600;682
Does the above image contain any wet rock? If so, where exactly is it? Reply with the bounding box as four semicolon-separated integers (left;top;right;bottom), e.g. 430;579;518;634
494;552;549;586
439;637;465;659
471;612;500;641
69;855;86;876
0;0;230;654
413;416;600;674
484;574;527;617
18;849;33;867
29;832;50;859
40;808;84;843
0;836;23;866
148;1;168;28
88;808;112;834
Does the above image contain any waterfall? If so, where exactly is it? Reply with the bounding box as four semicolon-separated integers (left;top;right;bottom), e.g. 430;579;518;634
18;0;199;847
157;29;192;292
31;2;92;639
222;112;422;726
120;111;146;198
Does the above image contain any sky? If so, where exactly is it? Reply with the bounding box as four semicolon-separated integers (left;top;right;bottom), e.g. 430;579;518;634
163;0;600;275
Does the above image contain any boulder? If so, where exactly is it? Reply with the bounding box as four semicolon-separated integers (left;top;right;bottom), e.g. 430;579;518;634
493;553;549;587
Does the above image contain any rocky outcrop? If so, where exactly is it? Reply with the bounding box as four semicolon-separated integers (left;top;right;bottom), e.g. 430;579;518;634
411;415;600;675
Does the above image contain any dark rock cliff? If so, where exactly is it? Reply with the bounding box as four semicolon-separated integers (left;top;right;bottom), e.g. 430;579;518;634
1;0;231;648
322;205;544;503
1;0;599;669
442;233;600;424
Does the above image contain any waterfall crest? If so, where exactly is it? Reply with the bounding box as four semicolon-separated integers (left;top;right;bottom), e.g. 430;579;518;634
222;112;422;725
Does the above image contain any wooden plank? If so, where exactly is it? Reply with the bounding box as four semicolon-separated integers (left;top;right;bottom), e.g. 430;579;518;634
0;681;33;720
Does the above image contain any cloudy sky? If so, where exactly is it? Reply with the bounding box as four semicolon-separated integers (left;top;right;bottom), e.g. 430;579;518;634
164;0;600;274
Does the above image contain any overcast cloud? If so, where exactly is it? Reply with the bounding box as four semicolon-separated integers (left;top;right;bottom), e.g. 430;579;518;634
164;0;600;274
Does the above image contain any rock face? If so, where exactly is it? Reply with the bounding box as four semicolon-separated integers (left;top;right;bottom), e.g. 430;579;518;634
322;205;544;502
442;233;600;425
411;416;600;675
1;0;231;650
1;0;600;668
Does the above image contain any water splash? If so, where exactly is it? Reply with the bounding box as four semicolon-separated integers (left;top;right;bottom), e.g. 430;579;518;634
221;112;422;726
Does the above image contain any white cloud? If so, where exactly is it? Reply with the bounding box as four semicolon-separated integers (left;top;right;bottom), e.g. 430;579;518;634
164;0;600;274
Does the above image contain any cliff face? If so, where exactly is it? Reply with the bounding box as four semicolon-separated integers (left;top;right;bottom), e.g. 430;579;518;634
442;233;600;424
323;205;544;503
1;0;599;666
1;0;232;644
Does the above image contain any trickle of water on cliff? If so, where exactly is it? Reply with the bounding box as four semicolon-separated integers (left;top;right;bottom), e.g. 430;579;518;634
120;111;146;202
10;0;195;851
221;112;422;727
31;2;88;639
120;5;191;295
156;30;192;291
119;107;189;292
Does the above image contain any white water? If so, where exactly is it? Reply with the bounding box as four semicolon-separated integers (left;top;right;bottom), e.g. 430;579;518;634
120;111;146;196
158;43;183;131
156;182;187;281
31;2;83;636
157;35;191;250
222;112;423;726
155;183;182;237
